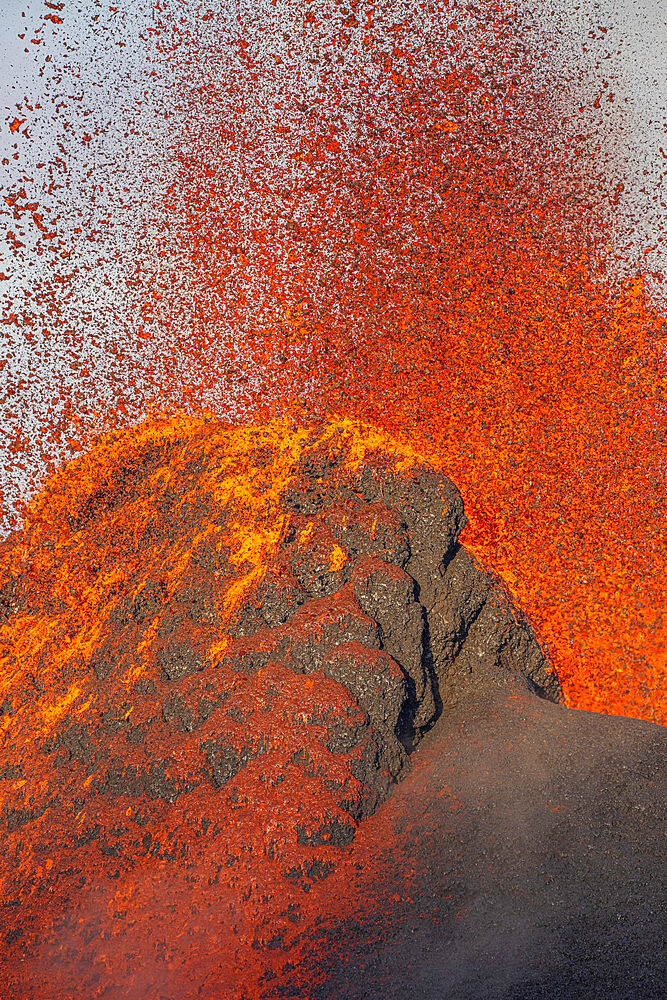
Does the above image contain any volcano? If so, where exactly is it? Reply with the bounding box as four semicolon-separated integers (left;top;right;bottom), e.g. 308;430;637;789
0;414;664;998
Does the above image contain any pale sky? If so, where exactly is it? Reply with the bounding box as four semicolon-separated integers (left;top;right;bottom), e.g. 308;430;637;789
0;0;665;535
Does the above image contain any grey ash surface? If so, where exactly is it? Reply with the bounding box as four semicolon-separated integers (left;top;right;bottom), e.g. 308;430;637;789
298;678;666;1000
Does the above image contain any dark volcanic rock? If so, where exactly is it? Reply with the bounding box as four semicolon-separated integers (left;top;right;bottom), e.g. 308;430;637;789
281;675;666;1000
430;543;563;706
207;456;562;805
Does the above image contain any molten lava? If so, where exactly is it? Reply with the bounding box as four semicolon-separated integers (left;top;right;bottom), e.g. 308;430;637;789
0;415;441;993
1;1;665;992
2;1;664;729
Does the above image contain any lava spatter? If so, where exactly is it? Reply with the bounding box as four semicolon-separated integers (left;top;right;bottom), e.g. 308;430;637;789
1;3;665;992
138;0;666;727
2;1;665;728
0;412;564;996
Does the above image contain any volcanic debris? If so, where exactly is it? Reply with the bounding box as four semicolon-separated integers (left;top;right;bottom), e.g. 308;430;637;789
0;429;562;930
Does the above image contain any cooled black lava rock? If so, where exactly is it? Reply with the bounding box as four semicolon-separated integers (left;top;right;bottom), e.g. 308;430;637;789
214;458;562;816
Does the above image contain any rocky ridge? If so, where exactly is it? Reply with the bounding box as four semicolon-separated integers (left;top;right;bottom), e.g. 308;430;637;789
188;454;563;819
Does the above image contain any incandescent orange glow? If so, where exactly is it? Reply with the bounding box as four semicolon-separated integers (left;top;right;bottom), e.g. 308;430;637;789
0;414;430;995
140;0;666;727
1;405;662;994
0;0;665;993
98;0;664;728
